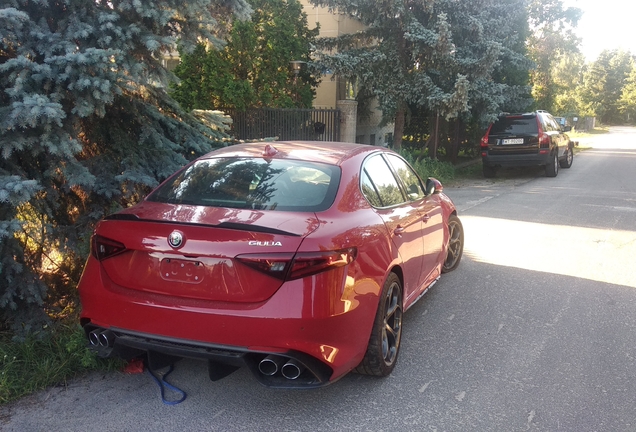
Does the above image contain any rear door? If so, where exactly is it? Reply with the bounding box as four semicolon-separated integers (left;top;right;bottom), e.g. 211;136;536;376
384;154;444;294
360;154;424;301
541;113;568;158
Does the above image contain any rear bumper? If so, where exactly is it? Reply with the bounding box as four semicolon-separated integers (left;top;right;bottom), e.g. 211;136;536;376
482;151;552;168
83;324;333;388
79;257;381;388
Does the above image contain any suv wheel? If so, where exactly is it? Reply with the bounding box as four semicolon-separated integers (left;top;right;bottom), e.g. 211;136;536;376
545;152;559;177
559;148;573;168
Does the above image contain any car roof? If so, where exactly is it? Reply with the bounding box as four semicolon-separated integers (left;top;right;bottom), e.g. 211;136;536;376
499;110;553;118
200;141;384;166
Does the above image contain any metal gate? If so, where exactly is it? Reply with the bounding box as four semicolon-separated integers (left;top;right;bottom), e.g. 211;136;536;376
225;108;340;142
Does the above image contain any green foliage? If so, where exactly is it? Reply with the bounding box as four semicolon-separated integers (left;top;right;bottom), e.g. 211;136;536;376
0;323;123;403
580;50;634;123
397;150;455;185
0;0;249;335
311;0;532;153
551;51;585;117
171;0;319;111
619;64;636;123
527;0;583;112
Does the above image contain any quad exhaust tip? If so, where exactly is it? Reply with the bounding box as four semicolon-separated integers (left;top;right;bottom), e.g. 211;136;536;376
258;355;286;376
281;359;305;380
258;355;306;380
88;329;115;348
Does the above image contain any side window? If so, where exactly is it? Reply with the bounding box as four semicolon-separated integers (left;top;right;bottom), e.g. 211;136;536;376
538;115;552;132
385;154;425;201
361;171;382;207
361;154;406;207
548;116;561;132
542;114;559;132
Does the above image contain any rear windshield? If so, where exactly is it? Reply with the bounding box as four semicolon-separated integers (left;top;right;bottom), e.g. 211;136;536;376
147;157;341;212
490;116;538;135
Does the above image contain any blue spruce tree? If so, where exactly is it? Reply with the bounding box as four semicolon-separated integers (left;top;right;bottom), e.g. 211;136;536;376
0;0;250;335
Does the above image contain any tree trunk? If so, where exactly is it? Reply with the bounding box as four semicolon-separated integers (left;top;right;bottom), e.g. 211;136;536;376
449;118;461;164
393;107;405;151
428;111;439;160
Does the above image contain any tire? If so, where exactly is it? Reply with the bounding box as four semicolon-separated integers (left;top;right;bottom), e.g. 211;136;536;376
483;164;496;178
545;152;559;177
442;214;464;273
560;147;573;168
355;273;403;377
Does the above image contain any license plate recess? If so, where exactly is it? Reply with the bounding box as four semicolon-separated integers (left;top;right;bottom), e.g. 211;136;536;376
160;258;205;283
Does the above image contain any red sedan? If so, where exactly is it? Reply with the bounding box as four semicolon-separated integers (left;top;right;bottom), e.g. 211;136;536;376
79;141;463;388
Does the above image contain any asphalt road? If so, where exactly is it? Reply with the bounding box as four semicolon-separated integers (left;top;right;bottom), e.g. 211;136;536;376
3;127;636;431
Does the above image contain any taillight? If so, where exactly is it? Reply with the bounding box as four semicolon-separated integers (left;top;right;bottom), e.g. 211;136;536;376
537;117;550;148
236;247;357;281
480;125;492;149
91;235;127;260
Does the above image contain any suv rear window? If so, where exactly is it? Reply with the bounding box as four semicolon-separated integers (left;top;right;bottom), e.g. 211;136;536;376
147;157;341;212
490;115;538;135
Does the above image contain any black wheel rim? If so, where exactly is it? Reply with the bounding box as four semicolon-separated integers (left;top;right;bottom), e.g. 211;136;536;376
568;150;573;164
382;281;402;366
444;220;462;270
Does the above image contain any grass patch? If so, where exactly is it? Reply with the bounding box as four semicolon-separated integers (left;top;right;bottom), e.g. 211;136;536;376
0;322;123;404
568;126;610;138
398;150;456;184
453;160;483;180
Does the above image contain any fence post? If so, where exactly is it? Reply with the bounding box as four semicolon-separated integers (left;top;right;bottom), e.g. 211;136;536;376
336;100;358;143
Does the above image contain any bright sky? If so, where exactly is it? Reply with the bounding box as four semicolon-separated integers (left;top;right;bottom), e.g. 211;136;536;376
564;0;636;61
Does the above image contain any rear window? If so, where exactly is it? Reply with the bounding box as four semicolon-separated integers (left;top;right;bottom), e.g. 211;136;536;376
490;115;538;135
147;157;341;212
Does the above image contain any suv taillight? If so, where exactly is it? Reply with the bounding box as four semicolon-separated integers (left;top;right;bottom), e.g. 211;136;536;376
536;117;550;148
480;125;492;155
236;248;357;281
480;134;489;148
91;235;127;260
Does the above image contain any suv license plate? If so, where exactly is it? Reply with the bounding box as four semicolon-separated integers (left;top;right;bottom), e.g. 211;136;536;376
502;138;524;144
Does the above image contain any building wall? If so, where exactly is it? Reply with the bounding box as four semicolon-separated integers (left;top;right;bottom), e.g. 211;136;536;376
299;0;364;109
300;0;391;145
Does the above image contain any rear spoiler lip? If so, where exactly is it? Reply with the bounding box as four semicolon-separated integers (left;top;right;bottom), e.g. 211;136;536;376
104;213;301;237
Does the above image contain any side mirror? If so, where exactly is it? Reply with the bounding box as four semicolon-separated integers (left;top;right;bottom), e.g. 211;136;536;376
425;177;443;195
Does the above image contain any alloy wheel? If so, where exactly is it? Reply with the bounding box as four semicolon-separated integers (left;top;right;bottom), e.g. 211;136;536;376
444;219;462;270
381;281;402;366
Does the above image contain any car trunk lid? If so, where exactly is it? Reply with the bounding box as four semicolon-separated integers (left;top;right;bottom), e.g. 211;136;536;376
94;202;318;303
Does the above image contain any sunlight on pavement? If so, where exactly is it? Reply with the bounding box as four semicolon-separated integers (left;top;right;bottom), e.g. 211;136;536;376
462;216;636;289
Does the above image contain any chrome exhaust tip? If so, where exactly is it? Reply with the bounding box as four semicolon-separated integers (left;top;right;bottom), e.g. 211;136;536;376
88;330;101;346
281;359;305;380
98;330;115;348
258;355;286;376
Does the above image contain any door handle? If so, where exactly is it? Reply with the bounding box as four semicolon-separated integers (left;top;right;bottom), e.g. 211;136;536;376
394;226;405;236
422;214;430;223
